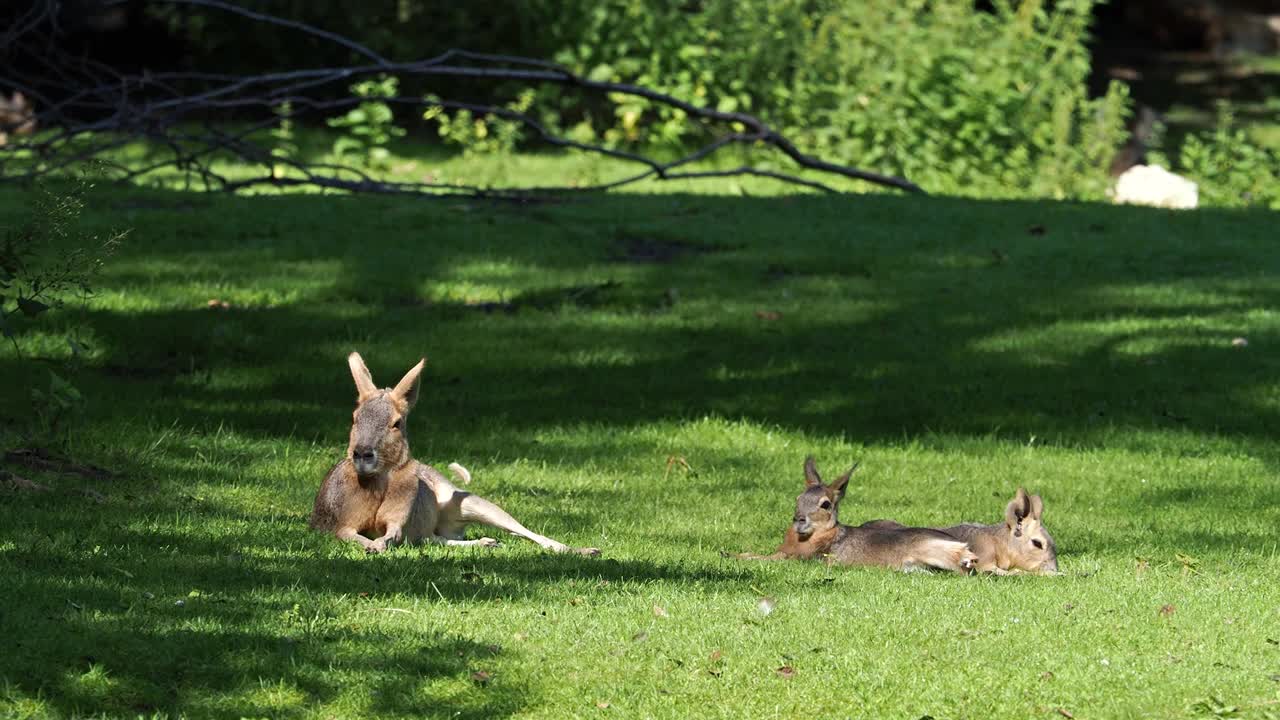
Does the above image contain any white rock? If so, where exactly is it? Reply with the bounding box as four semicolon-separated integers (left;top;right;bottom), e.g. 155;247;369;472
1112;164;1199;210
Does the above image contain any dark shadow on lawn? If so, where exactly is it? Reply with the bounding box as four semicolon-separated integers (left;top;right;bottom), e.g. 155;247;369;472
0;480;755;717
60;194;1280;449
2;584;523;719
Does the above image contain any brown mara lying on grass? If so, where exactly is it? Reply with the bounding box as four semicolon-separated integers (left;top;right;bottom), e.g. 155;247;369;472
309;352;600;556
740;458;1059;575
737;458;978;573
864;487;1059;575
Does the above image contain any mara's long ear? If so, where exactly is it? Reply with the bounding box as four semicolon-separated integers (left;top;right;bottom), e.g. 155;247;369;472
803;456;823;488
829;462;859;500
1004;487;1031;529
1029;493;1045;521
348;352;377;400
392;357;426;408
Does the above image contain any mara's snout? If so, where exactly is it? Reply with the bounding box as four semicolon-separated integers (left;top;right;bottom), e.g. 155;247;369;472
352;447;378;475
793;517;813;537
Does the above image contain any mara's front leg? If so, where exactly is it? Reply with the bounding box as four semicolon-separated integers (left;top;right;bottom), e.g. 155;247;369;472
335;525;379;552
369;471;425;553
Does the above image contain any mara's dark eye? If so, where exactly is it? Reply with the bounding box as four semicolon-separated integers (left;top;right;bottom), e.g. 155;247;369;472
392;419;402;430
1032;539;1044;549
819;500;832;510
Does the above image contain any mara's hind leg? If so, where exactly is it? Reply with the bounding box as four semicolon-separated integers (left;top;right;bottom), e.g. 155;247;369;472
907;539;977;574
458;492;600;556
429;534;501;548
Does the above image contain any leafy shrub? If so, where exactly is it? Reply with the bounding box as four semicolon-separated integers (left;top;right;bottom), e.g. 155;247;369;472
327;75;406;169
427;90;535;157
164;0;1137;199
781;0;1131;198
415;0;1130;199
269;101;299;178
0;170;124;443
1151;103;1280;210
540;0;1131;196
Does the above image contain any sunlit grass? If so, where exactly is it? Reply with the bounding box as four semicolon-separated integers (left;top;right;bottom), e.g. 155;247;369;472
2;177;1279;718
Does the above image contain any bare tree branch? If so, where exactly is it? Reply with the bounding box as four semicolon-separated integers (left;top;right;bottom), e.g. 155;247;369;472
0;0;925;198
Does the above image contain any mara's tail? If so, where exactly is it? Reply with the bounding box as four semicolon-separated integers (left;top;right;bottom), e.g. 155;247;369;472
447;462;472;485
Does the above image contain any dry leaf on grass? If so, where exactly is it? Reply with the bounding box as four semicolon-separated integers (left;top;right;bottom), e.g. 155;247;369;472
755;310;782;321
470;670;492;686
1158;604;1176;617
652;604;669;618
776;665;795;679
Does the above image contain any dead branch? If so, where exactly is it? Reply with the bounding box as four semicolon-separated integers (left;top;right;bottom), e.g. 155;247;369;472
0;0;925;198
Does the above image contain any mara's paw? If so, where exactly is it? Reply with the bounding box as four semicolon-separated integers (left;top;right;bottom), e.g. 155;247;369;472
573;546;602;557
476;537;501;548
366;539;388;554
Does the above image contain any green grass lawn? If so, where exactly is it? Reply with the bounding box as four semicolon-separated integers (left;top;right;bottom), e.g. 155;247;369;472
1;177;1279;719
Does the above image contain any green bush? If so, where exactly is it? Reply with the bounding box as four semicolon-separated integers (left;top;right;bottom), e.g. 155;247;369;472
416;0;1131;199
0;171;124;443
165;1;1135;199
1152;103;1280;210
326;75;407;170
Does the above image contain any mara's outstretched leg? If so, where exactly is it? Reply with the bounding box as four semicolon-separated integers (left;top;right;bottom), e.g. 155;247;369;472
458;492;600;556
907;539;978;574
429;534;501;548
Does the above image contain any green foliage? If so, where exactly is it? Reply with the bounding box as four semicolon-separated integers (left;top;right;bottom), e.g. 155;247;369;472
153;0;1279;204
0;172;122;350
419;0;1125;198
197;1;1130;199
1159;103;1280;210
28;369;85;441
0;170;124;444
156;0;1150;199
326;75;406;169
269;101;299;178
782;0;1131;198
426;89;535;157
